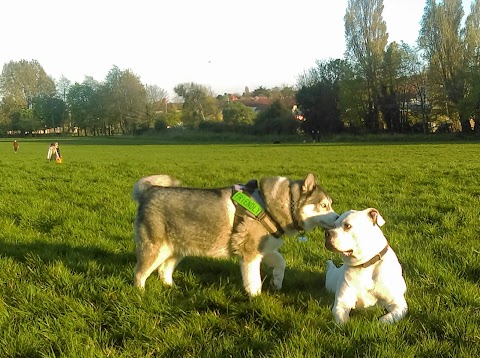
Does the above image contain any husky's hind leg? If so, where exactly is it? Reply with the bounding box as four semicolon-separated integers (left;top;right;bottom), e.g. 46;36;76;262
158;255;183;286
262;251;286;290
134;242;173;289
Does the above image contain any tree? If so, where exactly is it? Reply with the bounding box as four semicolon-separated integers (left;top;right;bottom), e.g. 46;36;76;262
145;84;168;128
0;60;55;109
67;80;99;136
296;59;345;134
0;60;55;130
33;96;66;130
418;0;472;132
56;75;71;102
379;42;403;132
174;82;219;126
103;66;147;134
16;108;41;133
269;85;296;100
345;0;388;131
254;99;297;135
251;86;271;97
56;75;72;130
0;104;7;131
222;101;255;126
460;0;480;130
398;44;431;134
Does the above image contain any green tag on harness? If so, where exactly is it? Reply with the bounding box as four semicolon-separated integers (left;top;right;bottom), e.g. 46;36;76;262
232;191;264;217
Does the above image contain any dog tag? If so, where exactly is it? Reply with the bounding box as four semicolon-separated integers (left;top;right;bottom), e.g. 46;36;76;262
298;235;308;242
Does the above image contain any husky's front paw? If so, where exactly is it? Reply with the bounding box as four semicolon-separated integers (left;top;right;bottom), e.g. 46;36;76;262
269;276;283;291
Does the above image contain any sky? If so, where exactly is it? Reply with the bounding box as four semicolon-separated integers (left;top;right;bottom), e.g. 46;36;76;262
0;0;475;97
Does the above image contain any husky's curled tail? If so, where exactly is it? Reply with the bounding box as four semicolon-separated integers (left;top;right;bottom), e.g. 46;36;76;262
132;175;181;203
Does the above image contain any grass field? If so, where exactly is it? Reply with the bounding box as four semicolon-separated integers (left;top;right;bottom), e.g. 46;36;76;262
0;136;479;357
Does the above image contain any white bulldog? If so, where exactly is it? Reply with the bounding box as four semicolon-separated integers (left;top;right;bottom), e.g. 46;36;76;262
324;208;407;324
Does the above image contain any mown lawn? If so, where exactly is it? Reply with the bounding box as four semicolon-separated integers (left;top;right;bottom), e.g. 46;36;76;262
0;137;479;357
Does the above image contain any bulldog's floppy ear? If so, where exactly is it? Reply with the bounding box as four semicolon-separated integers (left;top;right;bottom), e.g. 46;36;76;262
302;173;317;192
367;208;385;227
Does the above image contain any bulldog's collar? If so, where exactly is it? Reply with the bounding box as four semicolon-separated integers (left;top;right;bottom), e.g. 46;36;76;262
349;245;389;269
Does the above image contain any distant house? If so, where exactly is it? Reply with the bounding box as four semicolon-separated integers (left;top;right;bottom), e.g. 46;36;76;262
229;94;239;102
238;96;273;112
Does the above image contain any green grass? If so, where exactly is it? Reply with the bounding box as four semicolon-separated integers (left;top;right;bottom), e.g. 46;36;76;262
0;137;479;357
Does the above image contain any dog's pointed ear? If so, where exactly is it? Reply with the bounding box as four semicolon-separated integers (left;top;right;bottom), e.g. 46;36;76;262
245;179;258;191
302;173;317;192
367;208;385;227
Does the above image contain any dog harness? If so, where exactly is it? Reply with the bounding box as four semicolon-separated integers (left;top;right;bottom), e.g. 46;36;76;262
231;180;284;238
350;244;389;269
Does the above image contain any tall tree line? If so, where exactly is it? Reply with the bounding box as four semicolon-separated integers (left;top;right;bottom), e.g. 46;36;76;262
0;62;168;136
298;0;480;134
0;58;295;136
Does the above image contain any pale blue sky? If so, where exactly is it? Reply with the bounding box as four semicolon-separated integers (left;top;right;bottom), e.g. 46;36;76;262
0;0;475;96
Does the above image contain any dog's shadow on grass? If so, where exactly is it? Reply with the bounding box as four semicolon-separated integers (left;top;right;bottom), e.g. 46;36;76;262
0;238;332;306
171;256;331;304
0;239;134;278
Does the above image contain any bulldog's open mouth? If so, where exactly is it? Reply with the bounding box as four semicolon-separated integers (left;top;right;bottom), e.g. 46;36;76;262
342;250;353;256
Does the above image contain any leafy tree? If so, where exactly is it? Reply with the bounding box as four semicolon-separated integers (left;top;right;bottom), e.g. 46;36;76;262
222;101;255;126
174;82;219;126
270;85;296;99
155;109;182;130
254;99;297;135
0;60;55;129
460;0;480;129
56;75;71;102
56;75;72;130
67;81;99;136
418;0;472;131
145;84;168;127
280;86;296;98
0;60;55;109
104;66;147;134
16;108;42;133
0;105;7;131
296;59;345;134
398;44;431;133
32;96;66;129
338;63;370;132
379;42;403;132
251;86;271;98
345;0;388;131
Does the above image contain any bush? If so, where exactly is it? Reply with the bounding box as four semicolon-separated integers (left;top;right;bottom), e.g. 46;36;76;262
154;118;168;131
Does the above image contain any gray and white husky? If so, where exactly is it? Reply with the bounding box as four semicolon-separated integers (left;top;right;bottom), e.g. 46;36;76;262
132;173;338;296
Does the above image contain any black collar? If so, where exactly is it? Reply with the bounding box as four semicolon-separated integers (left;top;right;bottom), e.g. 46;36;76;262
349;245;389;269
